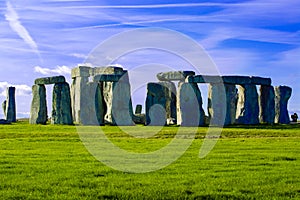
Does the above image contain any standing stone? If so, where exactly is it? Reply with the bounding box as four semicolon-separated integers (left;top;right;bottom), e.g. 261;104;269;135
177;82;205;126
30;85;47;124
236;84;259;124
225;84;238;125
275;86;292;124
259;85;275;124
2;100;7;117
135;104;142;115
95;82;105;125
146;82;177;126
208;83;227;126
5;87;16;122
52;83;73;125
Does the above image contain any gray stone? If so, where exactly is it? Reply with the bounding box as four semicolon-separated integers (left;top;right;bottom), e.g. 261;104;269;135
146;82;177;126
133;114;146;124
35;76;66;85
251;76;272;86
208;83;227;126
51;83;73;125
0;119;10;124
177;82;205;126
93;74;123;82
236;84;259;124
259;85;275;124
71;65;91;78
135;104;142;115
5;87;16;123
222;76;252;85
2;100;7;117
224;84;238;125
275;86;292;124
30;84;47;124
157;71;195;81
187;75;222;84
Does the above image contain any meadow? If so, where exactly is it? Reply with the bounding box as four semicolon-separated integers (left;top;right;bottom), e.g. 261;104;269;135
0;121;300;199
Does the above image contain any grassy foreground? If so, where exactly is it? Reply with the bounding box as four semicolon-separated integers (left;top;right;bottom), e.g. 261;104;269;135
0;121;300;199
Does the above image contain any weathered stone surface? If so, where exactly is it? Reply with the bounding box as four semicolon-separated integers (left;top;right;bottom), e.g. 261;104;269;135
35;76;66;85
275;86;292;124
135;104;142;115
187;75;222;84
157;71;195;81
208;83;227;126
236;84;259;124
2;100;6;117
92;66;124;76
224;84;238;125
251;76;271;86
259;85;275;124
71;65;91;78
111;82;135;126
0;119;10;124
177;82;205;126
5;87;16;123
30;85;47;124
222;76;252;85
146;82;177;126
51;83;73;125
93;74;123;82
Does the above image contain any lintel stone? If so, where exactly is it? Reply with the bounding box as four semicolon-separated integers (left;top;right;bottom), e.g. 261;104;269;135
250;76;271;85
93;74;124;82
71;65;91;78
35;76;66;85
186;75;223;83
157;71;195;81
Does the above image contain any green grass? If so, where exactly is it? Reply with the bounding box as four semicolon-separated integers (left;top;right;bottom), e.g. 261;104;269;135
0;121;300;199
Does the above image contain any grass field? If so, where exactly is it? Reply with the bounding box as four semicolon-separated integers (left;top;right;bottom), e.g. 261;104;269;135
0;121;300;199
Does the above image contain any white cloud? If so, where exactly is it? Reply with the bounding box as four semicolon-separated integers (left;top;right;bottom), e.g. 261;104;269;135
34;66;72;75
0;82;31;97
69;53;88;59
5;1;40;57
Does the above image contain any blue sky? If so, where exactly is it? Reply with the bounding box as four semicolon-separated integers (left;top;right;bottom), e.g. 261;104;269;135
0;0;299;118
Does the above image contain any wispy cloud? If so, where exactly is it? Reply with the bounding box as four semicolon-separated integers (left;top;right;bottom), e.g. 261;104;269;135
34;66;72;75
5;1;40;57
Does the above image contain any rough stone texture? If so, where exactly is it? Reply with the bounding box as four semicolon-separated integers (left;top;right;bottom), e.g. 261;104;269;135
259;85;275;124
2;100;6;117
187;75;222;84
135;104;142;115
95;82;105;125
207;84;227;126
251;76;272;86
236;84;259;125
222;76;252;85
93;74;123;82
71;65;91;78
225;84;238;125
146;82;177;126
275;86;292;124
51;83;73;125
30;84;47;124
157;71;195;81
5;87;16;123
35;76;66;85
133;114;146;124
177;82;205;126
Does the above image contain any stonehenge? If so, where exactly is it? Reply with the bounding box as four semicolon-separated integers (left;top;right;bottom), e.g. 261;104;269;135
27;66;293;126
30;76;73;125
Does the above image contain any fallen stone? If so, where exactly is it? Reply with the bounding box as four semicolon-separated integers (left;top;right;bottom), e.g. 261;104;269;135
30;84;47;124
51;82;73;125
5;87;16;123
35;76;66;85
177;82;205;126
236;84;259;124
251;76;272;85
157;71;195;81
275;86;292;124
259;85;275;124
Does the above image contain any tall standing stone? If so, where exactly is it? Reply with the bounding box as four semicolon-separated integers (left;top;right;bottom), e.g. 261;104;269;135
259;85;275;124
2;100;7;117
146;82;177;126
177;82;205;126
207;83;227;126
30;84;47;124
52;82;73;125
275;86;292;124
236;84;259;124
225;84;238;125
5;87;16;122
